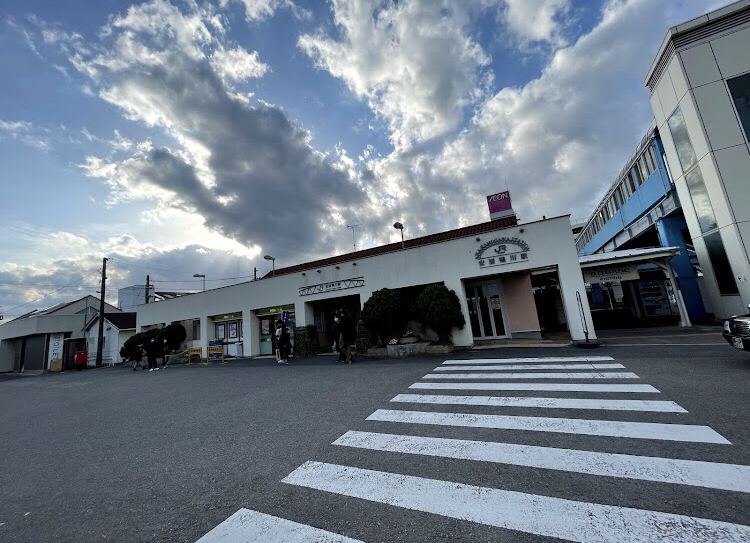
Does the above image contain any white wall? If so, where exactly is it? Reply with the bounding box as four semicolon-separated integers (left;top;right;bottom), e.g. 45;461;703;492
136;216;595;355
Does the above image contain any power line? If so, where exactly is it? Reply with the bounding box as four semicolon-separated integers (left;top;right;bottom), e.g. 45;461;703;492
0;269;102;315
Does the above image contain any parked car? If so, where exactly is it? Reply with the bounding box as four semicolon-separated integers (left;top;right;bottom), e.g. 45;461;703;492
723;306;750;352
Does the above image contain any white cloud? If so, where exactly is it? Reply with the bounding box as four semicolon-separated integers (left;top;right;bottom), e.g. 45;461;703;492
501;0;571;47
210;46;269;83
221;0;311;22
299;0;493;150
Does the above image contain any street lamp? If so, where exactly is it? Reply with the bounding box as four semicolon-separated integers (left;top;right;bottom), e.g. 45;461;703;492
193;273;206;291
393;222;404;250
264;255;275;276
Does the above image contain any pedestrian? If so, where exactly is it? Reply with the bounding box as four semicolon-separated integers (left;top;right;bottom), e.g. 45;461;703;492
133;343;144;371
332;311;345;363
339;309;356;364
162;338;170;369
277;322;291;365
147;337;159;371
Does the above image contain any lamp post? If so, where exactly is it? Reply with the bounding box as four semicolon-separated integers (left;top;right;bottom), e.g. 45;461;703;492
393;222;404;250
193;273;206;291
264;255;275;277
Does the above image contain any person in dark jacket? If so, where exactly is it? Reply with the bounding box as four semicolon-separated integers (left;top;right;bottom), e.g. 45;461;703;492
277;323;291;365
146;338;159;371
338;309;357;364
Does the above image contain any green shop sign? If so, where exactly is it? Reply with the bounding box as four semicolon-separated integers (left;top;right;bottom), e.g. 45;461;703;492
256;305;295;316
211;312;243;321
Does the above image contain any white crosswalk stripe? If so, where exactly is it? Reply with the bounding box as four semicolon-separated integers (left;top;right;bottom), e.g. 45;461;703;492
423;371;640;379
196;508;364;543
282;461;750;543
333;431;750;492
201;354;750;542
409;382;660;392
433;363;626;371
366;408;731;443
390;393;687;412
443;356;615;364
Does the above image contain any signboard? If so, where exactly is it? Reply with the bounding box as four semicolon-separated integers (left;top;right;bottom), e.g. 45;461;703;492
299;277;365;297
487;191;514;220
47;332;64;366
583;266;640;284
475;237;530;268
256;305;295;316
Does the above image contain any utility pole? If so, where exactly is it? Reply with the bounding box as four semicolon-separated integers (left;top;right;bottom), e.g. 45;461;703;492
95;257;108;367
145;275;150;304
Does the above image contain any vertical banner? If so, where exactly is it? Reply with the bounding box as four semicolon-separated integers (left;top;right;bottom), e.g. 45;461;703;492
487;191;514;220
47;332;64;366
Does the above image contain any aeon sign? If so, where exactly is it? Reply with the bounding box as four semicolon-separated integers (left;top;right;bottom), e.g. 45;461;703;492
486;191;514;219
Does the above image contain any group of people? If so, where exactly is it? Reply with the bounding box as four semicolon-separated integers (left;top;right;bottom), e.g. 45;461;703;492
332;309;356;364
132;338;170;372
275;320;292;364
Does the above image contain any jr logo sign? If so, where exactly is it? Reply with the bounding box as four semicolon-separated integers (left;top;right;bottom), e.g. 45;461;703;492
475;237;530;268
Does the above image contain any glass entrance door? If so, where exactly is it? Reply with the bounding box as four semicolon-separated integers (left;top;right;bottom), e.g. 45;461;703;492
466;282;507;339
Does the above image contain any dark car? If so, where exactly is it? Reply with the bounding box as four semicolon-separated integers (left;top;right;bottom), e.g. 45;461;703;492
723;306;750;351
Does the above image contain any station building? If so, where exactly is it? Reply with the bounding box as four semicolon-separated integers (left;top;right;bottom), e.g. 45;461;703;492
645;0;750;318
134;214;597;358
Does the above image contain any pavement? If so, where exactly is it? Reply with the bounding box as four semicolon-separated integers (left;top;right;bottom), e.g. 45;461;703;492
2;337;750;542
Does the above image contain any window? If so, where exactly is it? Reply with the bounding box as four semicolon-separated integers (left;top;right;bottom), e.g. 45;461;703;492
638;156;650;181
727;73;750;142
632;165;642;186
627;171;637;194
667;107;698;172
685;166;718;233
621;180;631;200
704;232;739;295
647;145;659;173
612;191;621;211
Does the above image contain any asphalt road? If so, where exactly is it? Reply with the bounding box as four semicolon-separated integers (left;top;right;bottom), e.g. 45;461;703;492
2;342;750;542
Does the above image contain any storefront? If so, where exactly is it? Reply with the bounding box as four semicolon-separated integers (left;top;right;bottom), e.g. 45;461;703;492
134;214;597;355
256;305;295;355
210;311;244;357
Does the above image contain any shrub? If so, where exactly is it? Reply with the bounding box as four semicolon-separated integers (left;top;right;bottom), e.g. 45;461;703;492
361;288;408;342
414;284;465;343
160;323;187;353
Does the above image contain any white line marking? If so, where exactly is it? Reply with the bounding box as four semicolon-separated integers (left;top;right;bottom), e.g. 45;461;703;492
195;508;364;543
283;462;750;543
334;431;750;492
366;409;731;443
424;372;640;380
410;382;660;392
391;394;687;412
443;356;615;364
434;363;625;371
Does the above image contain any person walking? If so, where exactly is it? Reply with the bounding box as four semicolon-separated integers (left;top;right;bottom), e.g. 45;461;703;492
339;309;356;364
133;343;144;371
161;338;170;369
277;322;291;365
147;337;159;371
332;311;345;363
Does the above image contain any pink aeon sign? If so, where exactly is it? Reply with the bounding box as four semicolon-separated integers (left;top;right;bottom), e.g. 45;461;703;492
487;191;512;214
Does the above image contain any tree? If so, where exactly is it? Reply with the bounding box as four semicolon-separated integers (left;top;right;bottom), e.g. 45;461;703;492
414;284;465;343
159;323;187;353
361;288;408;342
120;328;159;361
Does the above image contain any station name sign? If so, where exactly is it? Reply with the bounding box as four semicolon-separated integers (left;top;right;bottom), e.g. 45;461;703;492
583;266;640;284
475;237;530;268
299;277;365;297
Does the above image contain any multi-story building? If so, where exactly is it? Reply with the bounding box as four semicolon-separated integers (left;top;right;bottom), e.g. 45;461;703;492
645;0;750;319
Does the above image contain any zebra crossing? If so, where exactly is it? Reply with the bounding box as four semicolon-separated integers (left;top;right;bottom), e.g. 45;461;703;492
198;354;750;542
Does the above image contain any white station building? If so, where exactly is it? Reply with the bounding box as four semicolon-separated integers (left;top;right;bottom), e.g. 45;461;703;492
135;214;597;358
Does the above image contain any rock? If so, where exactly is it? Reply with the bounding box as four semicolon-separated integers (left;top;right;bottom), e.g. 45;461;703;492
387;342;427;358
406;320;439;342
398;336;419;344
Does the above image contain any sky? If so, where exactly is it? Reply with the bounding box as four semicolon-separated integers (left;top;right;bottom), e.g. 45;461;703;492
0;0;728;319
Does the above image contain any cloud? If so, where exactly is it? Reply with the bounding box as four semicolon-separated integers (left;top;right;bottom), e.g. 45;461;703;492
299;0;494;150
500;0;571;48
221;0;311;22
0;119;50;150
51;0;366;264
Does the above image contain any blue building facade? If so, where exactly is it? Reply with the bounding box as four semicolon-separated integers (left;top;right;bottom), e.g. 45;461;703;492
575;124;706;322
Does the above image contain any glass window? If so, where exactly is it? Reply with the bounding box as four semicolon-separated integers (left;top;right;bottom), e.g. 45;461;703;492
632;165;642;186
648;145;659;172
638;156;649;181
704;232;739;295
627;171;637;194
621;180;631;200
667;107;698;172
612;191;621;211
684;166;718;233
727;73;750;142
